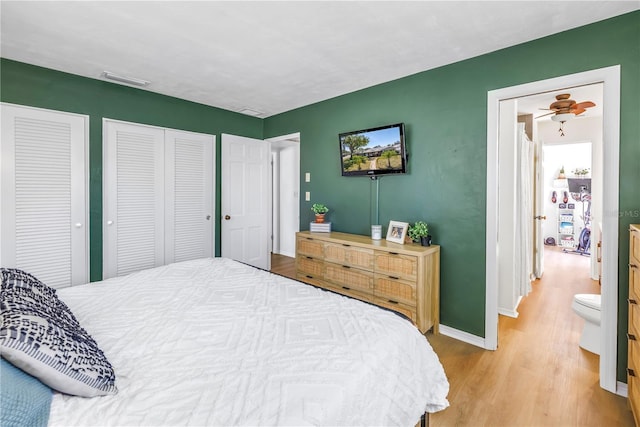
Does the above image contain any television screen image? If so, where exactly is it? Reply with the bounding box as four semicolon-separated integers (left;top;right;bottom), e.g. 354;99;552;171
339;123;407;177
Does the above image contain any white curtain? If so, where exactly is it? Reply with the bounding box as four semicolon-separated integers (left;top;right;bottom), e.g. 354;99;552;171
516;123;534;296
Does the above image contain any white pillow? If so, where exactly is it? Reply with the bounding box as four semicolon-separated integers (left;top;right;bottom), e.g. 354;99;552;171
0;268;117;397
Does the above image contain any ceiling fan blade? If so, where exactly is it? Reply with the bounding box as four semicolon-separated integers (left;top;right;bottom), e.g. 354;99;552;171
572;101;596;110
535;111;555;119
573;108;586;116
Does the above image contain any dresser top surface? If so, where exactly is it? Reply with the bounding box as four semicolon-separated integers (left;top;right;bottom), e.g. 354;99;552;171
297;231;440;256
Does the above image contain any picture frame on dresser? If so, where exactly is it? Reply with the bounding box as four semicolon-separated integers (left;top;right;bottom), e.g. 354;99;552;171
386;220;408;244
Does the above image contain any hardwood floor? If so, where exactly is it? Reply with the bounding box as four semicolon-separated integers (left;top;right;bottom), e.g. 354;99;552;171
270;250;634;426
429;247;634;426
270;252;296;278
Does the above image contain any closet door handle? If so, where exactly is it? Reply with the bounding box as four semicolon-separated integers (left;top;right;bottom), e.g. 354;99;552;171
628;333;637;341
629;298;638;305
629;368;636;377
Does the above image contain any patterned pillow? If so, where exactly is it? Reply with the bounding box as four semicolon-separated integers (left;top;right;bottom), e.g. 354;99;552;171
0;268;117;397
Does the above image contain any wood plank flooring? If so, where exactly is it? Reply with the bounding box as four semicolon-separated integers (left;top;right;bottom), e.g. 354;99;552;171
270;250;634;426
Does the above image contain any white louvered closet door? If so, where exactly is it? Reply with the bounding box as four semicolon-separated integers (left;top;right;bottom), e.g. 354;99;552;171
103;121;215;279
164;130;214;264
0;104;88;289
103;121;165;279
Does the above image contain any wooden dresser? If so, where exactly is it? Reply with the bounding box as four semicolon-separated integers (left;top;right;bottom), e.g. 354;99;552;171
628;224;640;424
295;231;440;334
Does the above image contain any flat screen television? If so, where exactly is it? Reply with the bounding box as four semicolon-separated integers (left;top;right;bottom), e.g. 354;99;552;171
338;123;407;177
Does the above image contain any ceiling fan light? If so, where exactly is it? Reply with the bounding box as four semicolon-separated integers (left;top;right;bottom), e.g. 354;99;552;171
551;113;574;122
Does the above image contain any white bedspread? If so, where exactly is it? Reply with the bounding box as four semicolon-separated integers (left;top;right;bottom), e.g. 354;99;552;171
49;258;449;426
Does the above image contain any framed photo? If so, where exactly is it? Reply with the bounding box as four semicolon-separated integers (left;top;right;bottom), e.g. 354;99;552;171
386;220;408;244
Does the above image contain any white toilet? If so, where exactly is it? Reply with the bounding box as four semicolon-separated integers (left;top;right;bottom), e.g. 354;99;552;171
572;293;602;355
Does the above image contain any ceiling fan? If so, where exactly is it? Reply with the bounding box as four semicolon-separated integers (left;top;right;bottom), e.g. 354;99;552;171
536;93;596;136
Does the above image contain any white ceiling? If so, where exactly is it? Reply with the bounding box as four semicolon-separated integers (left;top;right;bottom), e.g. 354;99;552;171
1;1;638;118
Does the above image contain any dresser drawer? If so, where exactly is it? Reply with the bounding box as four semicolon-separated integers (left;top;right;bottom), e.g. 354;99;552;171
631;226;640;265
296;272;325;288
324;263;373;294
373;297;417;323
322;283;372;303
296;256;324;278
374;274;417;307
631;262;640;302
629;333;640;410
296;236;324;258
324;242;374;270
630;374;640;427
374;251;417;281
631;299;640;336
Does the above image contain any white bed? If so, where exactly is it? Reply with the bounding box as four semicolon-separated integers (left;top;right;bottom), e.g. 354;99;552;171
48;257;449;426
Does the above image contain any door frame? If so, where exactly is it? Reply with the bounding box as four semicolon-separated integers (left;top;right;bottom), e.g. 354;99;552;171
266;132;300;258
486;66;621;393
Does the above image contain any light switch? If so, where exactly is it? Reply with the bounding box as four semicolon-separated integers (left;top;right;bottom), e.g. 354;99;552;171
305;172;311;182
305;191;310;201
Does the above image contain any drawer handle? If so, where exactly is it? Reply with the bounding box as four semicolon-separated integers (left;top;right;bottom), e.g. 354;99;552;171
630;298;638;305
387;299;399;304
342;265;351;269
629;368;636;377
306;275;313;279
342;286;351;290
306;256;313;259
388;275;399;280
306;237;314;241
629;333;637;341
342;244;351;247
389;252;399;255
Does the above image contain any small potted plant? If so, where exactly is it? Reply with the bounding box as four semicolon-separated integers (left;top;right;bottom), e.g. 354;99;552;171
408;221;431;246
311;203;329;223
558;166;566;179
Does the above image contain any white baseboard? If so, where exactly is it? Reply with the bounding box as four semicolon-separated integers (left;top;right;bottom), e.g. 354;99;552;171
498;308;519;318
617;381;628;398
439;324;488;349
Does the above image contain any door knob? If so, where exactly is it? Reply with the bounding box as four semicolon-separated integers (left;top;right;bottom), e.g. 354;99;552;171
224;215;231;220
206;215;211;220
534;215;547;220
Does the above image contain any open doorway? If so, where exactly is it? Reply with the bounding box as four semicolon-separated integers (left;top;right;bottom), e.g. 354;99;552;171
268;133;300;262
486;66;621;394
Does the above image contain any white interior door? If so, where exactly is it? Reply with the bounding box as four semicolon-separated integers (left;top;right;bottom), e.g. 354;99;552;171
165;130;215;264
534;138;545;278
221;134;271;270
104;121;215;278
0;103;88;288
103;121;165;279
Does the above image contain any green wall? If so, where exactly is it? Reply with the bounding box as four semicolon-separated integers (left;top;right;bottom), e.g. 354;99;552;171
264;12;640;381
0;58;263;281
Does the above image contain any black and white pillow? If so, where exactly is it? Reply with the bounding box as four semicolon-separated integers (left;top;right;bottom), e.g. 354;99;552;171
0;268;117;397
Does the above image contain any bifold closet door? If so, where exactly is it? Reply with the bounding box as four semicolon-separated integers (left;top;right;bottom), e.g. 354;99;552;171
103;121;165;279
103;121;214;279
164;130;214;264
0;104;88;289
